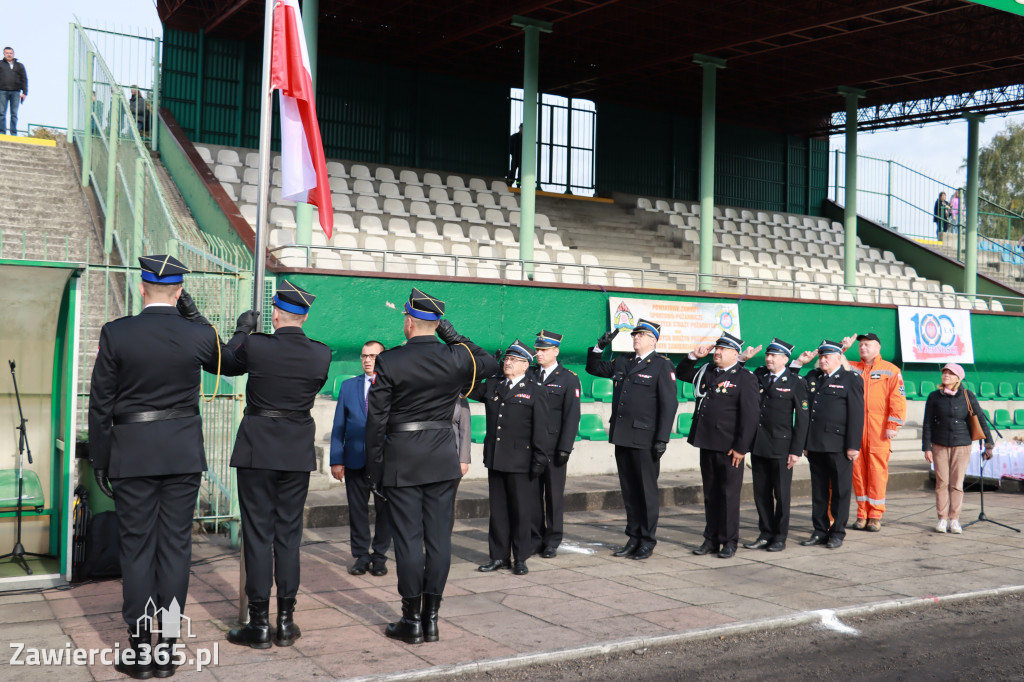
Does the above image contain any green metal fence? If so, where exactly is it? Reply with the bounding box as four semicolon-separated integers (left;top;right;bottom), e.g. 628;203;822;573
67;20;254;532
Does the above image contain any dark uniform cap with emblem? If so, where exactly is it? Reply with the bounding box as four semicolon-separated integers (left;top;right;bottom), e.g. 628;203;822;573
631;319;661;340
273;280;316;315
714;331;743;352
856;332;880;342
765;337;794;358
138;254;189;284
504;338;535;362
535;329;563;349
404;287;445;321
817;339;844;355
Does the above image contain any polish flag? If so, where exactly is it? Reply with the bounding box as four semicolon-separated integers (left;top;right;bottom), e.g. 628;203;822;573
271;0;333;239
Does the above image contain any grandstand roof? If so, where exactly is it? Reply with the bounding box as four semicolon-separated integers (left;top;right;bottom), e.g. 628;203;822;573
158;0;1024;135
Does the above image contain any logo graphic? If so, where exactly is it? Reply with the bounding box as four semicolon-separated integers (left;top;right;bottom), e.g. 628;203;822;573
717;308;735;332
131;598;195;639
613;301;635;331
909;312;965;359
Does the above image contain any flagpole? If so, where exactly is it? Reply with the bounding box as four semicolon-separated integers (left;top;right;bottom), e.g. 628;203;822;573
253;0;275;314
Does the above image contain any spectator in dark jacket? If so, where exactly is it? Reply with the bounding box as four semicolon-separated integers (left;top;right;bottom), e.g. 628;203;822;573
932;191;952;238
922;363;993;534
0;47;28;136
128;86;151;135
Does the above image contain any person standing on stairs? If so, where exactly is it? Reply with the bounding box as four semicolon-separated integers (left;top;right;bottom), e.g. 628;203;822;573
0;47;28;136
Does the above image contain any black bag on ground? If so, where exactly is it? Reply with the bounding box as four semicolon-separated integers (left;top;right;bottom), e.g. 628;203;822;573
79;511;121;580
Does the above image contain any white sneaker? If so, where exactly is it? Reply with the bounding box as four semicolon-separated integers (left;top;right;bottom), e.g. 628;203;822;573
949;520;963;534
934;519;947;533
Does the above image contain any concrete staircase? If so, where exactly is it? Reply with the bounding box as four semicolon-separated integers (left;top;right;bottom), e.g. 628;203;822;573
535;193;738;292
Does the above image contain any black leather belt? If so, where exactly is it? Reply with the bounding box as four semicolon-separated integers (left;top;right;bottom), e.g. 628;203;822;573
113;407;200;425
387;420;452;434
244;407;311;419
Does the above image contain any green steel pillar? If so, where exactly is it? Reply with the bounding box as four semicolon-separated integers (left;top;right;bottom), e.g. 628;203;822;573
964;113;984;297
196;29;205;139
103;95;120;255
838;86;865;290
512;16;553;278
295;0;320;245
81;52;94;188
694;54;726;292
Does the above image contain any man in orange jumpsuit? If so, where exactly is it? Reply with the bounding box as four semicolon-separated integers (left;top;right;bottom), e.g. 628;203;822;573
846;332;906;532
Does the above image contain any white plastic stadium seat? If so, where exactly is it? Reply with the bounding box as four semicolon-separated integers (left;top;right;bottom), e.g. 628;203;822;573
326;161;346;177
216;149;243;167
195;145;214;164
214;165;240;183
350;164;372;179
375;167;396;182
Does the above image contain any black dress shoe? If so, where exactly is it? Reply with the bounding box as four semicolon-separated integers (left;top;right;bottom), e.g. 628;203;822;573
369;563;388;577
512;561;528;575
478;559;511;572
631;545;654;561
826;536;843;549
800;534;828;546
540;547;558;559
613;540;640;557
742;537;770;550
718;545;736;559
766;540;786;552
348;561;369;576
692;541;720;556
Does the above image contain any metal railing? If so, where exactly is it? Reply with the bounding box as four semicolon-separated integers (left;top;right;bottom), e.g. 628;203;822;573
268;242;1024;312
67;21;253;532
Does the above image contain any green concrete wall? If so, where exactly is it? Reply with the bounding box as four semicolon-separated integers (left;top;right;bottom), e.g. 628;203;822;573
284;273;1024;395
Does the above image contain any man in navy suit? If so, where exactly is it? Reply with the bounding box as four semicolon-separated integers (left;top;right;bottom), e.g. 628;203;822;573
331;341;392;576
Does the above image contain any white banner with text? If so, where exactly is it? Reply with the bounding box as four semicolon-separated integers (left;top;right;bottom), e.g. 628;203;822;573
607;297;741;354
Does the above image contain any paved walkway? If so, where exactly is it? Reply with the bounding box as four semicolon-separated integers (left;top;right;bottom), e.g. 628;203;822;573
5;486;1024;681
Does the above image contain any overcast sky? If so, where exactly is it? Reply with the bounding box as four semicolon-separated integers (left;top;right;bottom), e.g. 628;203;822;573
9;1;1024;200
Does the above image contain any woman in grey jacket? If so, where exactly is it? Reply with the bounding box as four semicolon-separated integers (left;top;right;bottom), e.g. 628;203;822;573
922;363;993;534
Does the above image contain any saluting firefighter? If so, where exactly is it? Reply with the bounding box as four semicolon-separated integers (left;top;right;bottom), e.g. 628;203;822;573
472;339;551;576
586;319;678;561
742;338;809;553
527;330;581;559
88;255;230;680
214;281;331;650
676;331;759;559
798;340;865;549
365;288;498;645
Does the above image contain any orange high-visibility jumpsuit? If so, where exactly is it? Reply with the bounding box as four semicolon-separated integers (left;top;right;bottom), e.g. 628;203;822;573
849;357;906;520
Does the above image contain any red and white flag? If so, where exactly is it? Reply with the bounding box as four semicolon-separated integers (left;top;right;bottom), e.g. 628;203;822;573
271;0;333;239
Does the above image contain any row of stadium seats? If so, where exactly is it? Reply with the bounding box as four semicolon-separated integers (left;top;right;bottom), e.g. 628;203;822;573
904;380;1024;401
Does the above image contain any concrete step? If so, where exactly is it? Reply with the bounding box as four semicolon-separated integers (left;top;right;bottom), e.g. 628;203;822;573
300;461;936;529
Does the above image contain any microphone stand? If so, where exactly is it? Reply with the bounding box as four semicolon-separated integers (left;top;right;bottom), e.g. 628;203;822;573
1;360;51;574
962;409;1020;533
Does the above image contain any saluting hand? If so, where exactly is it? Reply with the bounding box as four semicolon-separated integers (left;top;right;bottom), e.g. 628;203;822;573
692;344;713;359
794;349;817;367
729;449;745;468
330;464;345;482
739;345;763;362
841;335;857;351
596;328;619;350
235;309;260;334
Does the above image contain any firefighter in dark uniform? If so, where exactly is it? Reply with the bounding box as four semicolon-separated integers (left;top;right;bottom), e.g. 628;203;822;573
88;255;228;680
586;319;678;561
219;281;331;650
527;330;581;559
365;288;498;644
798;339;865;549
676;331;760;559
472;339;551;576
742;338;809;553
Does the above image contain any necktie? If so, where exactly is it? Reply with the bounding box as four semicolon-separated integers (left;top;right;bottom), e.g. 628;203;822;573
364;375;372;413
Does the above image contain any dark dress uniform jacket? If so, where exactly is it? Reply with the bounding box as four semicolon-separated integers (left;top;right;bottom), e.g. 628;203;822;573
751;366;810;458
88;306;224;478
366;336;498;487
676;358;759;453
226;327;331;471
804;367;865;452
527;363;581;454
470;376;551;473
586;349;677;447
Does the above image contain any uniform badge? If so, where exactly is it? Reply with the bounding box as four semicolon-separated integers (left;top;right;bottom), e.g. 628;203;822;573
898;384;905;397
574;388;580;398
670;372;676;381
800;400;808;411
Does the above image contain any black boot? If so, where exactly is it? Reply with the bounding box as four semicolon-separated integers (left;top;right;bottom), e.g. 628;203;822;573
153;637;178;678
421;593;442;643
385;595;423;644
227;600;272;649
115;626;155;680
274;597;301;647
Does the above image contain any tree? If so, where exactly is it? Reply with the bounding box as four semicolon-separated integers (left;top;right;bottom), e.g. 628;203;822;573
975;121;1024;240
